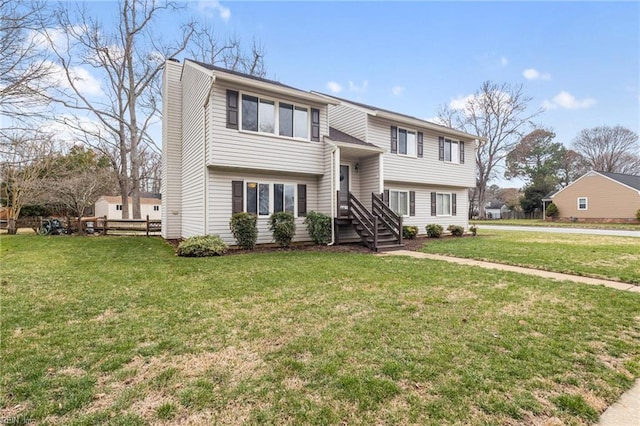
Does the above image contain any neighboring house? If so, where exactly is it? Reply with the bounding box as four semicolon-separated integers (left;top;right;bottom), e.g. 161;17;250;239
95;195;162;220
161;59;482;250
544;171;640;222
484;200;508;219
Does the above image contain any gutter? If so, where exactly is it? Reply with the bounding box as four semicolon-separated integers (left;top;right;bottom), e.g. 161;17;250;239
324;139;338;246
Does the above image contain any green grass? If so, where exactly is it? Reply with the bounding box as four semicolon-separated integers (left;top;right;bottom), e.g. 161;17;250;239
2;235;640;425
421;229;640;284
471;219;640;230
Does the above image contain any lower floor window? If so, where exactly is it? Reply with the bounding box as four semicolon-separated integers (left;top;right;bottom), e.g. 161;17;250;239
116;204;122;211
577;197;588;210
153;205;160;211
437;193;451;216
247;182;296;216
389;190;409;216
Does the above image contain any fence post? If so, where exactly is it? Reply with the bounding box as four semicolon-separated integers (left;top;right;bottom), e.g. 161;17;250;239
398;215;403;245
103;215;108;236
146;215;150;237
373;216;378;250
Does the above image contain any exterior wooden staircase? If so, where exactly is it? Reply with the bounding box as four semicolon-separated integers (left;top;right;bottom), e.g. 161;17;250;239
336;191;404;251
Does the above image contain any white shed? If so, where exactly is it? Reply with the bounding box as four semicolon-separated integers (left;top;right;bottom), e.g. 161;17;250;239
95;196;161;220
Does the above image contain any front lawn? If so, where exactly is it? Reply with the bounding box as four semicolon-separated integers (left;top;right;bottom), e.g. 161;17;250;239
421;230;640;284
471;219;640;231
2;235;639;425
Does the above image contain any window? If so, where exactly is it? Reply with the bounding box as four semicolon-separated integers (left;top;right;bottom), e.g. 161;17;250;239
116;204;122;211
577;197;588;210
437;193;451;216
246;182;297;216
238;94;310;139
274;184;295;213
398;128;417;156
389;190;409;216
246;182;270;216
444;138;459;163
153;205;160;211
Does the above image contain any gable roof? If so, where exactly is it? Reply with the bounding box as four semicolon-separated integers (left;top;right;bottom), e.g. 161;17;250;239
328;127;380;149
314;92;485;142
98;196;161;205
183;59;338;106
548;170;640;200
598;171;640;191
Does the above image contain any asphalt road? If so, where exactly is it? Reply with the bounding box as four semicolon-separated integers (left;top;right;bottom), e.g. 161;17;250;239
478;224;640;238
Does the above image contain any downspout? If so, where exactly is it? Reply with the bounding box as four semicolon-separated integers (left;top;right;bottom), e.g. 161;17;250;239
325;140;338;246
202;75;216;234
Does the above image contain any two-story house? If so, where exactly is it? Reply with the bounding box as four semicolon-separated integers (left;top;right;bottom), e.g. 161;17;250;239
162;59;482;250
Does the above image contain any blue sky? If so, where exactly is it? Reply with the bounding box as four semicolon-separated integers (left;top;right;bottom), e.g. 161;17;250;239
64;1;640;183
184;0;639;149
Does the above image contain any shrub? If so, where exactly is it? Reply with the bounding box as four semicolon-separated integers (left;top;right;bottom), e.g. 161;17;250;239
177;235;228;257
448;225;464;237
268;212;296;247
546;202;559;217
636;209;640;221
426;223;443;238
304;211;332;245
229;212;258;249
402;225;418;239
469;225;478;236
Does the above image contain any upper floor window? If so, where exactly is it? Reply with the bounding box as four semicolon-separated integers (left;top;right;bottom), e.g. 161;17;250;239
390;126;423;157
228;90;319;141
439;137;465;164
577;197;588;210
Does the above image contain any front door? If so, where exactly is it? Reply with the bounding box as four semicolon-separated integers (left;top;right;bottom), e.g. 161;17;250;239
339;164;350;216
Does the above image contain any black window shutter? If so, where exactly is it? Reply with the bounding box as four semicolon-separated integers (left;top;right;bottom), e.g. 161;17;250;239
430;192;437;216
417;132;424;158
383;189;390;205
311;108;320;142
232;180;243;213
297;184;307;216
452;193;457;216
460;141;465;164
227;90;239;129
390;126;397;154
438;137;444;161
409;191;416;216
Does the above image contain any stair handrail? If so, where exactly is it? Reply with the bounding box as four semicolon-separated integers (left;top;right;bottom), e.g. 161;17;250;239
371;193;403;244
348;192;376;250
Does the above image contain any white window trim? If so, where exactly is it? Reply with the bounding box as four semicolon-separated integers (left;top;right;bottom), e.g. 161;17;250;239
436;192;452;216
388;189;410;217
244;181;298;218
444;138;460;164
397;127;418;158
577;197;588;210
239;91;312;142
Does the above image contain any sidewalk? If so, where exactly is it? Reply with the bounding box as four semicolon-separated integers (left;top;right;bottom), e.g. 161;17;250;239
379;250;640;425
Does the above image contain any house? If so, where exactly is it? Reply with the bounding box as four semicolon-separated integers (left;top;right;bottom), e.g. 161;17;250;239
544;171;640;222
161;59;482;249
95;195;162;220
484;200;508;219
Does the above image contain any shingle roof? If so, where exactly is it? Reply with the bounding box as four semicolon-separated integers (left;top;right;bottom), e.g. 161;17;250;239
328;127;379;149
99;196;161;205
598;171;640;191
186;59;301;91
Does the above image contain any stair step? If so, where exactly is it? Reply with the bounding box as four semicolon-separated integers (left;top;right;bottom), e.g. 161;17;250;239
375;244;406;252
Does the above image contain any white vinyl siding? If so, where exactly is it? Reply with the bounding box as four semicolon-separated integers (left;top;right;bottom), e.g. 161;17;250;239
161;60;183;239
328;103;368;141
208;170;318;245
367;116;476;187
209;82;326;175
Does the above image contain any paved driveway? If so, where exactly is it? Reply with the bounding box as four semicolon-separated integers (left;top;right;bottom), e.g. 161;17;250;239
478;225;640;238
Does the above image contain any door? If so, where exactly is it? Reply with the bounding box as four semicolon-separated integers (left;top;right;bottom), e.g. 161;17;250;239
339;164;350;216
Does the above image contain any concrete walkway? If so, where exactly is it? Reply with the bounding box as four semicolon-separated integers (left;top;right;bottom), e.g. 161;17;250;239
479;224;640;238
379;250;640;424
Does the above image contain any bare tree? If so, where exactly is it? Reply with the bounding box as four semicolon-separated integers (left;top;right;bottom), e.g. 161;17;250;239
557;149;588;188
40;0;195;219
0;130;56;234
139;148;161;193
572;125;640;175
438;81;542;218
0;0;54;133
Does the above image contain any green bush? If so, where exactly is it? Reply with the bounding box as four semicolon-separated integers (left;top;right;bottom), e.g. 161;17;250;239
546;202;559;217
177;235;228;257
268;212;296;247
402;225;418;239
636;209;640;221
469;225;478;236
303;211;332;245
447;225;464;237
229;212;258;249
426;223;443;238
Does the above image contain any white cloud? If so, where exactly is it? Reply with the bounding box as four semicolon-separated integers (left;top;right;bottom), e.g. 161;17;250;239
391;86;404;96
449;94;474;111
542;91;596;110
500;56;508;66
523;68;551;81
348;80;368;93
198;0;231;22
326;81;343;93
44;60;103;96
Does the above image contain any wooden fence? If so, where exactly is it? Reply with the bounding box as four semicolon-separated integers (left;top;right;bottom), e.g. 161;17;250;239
95;215;161;236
